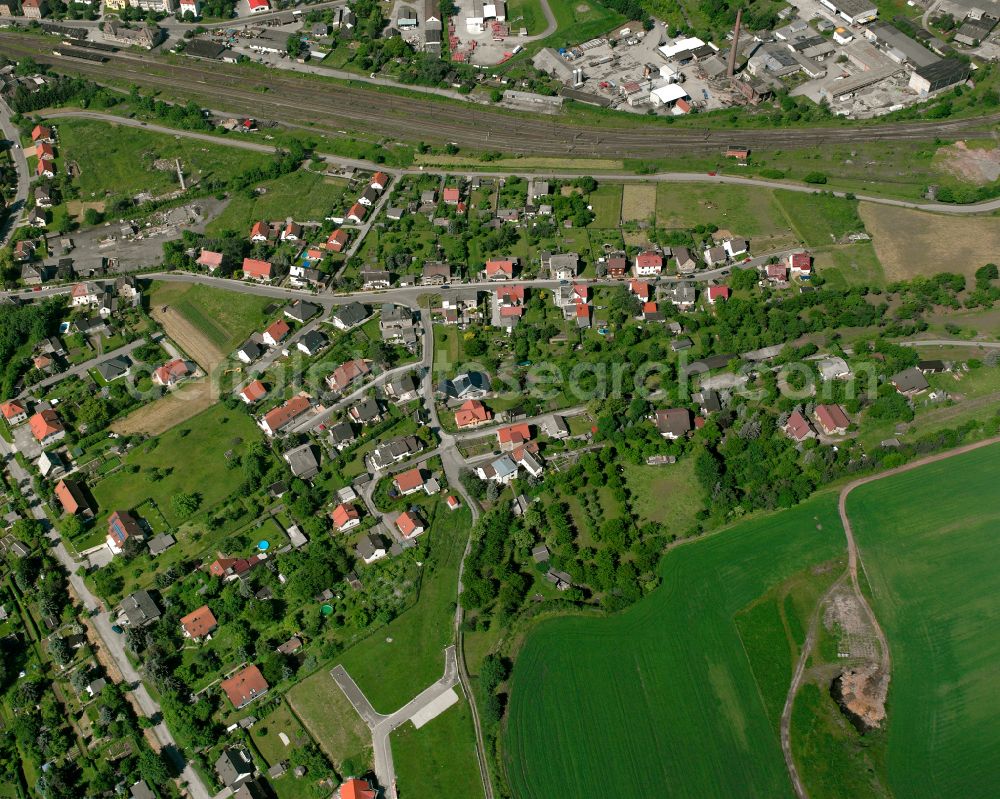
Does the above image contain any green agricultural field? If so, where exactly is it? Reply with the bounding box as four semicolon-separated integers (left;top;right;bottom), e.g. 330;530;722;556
150;281;274;351
90;404;262;528
844;443;1000;799
811;243;885;289
334;505;472;713
655;184;792;240
55;118;272;198
622;460;703;536
206;170;350;235
774;190;866;247
392;698;483;799
504;493;846;799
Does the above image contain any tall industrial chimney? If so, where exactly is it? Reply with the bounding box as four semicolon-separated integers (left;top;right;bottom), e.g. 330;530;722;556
727;7;743;77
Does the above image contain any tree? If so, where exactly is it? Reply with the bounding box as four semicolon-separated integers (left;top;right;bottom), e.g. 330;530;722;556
804;172;828;185
171;492;200;518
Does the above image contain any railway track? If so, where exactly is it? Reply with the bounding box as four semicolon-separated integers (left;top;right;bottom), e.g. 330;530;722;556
2;33;997;157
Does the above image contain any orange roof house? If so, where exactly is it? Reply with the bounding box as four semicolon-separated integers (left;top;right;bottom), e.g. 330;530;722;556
242;258;273;280
497;422;531;450
395;510;424;538
180;605;218;640
1;400;27;423
220;664;268;708
263;318;290;346
260;395;311;436
485;259;515;279
29;408;64;443
339;778;377;799
55;479;90;516
327;229;349;252
152;359;190;387
393;468;426;495
454;399;492;428
31;124;53;142
239;380;268;404
815;404;851;435
197;250;224;270
331;503;361;531
249;221;268;240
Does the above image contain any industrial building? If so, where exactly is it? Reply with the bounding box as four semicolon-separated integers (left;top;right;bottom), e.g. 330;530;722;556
818;0;877;25
908;58;971;94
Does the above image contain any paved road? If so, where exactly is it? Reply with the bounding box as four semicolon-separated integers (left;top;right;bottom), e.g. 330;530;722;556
20;336;149;397
332;646;460;796
900;338;1000;348
0;97;30;246
6;35;999;160
34;111;1000;215
0;434;212;799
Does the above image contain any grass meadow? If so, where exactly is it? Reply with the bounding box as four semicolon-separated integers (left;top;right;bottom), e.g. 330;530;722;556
150;281;274;351
845;442;1000;799
504;493;845;799
773;191;866;247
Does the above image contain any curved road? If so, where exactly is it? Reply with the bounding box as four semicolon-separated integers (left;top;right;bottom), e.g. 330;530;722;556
34;110;1000;215
780;435;1000;798
0;98;30;246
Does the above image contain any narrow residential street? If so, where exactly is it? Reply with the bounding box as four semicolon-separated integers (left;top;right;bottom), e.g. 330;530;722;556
0;97;30;247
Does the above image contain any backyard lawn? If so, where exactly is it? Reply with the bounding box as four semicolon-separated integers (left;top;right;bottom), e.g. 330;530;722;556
587;184;622;229
206;170;350;235
55;118;272;198
91;404;262;528
392;698;483;799
623;459;703;537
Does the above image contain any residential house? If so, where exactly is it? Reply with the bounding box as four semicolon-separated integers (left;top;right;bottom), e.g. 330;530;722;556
54;478;91;516
37;449;66;479
788;251;812;277
297;330;327;357
455;399;491;428
327;229;349;252
723;238;749;259
497;422;531;451
575;303;591;328
443;186;461;205
181;605;218;641
346;203;366;224
441;289;481;327
70;281;99;307
674;247;697;274
152;359;190;387
395;510;425;539
233;781;270;799
349;397;382;425
14;240;35;263
817;356;851;381
331;503;361;532
34;185;53;208
242;258;274;281
694;389;722;415
606;254;628;279
371;171;390;191
437;371;491;400
386;372;421;403
129;782;155;799
368;435;422;471
380;304;419;347
360;269;391;289
642;301;663;322
214;747;255;790
31;124;55;144
220;665;269;709
259;395;311;436
394;468;428;496
280;220;302;241
707;285;730;304
358;186;379;207
239;380;268;405
543;251;578;280
249;221;269;242
284;300;320;324
891;367;929;396
262;319;290;347
422;261;451;285
494;284;526;331
116;275;142;307
237;341;263;364
107;510;143;555
147;534;176;557
815;403;850;435
29;409;65;446
783;410;816;442
355;533;388;564
629;279;652;303
918;360;946;374
485;258;516;280
209;555;266;581
326;359;371;393
634;251;663;277
328;420;356;450
0;400;28;426
765;263;788;282
36;158;55;179
118;590;161;628
704;245;727;266
332;302;369;330
655;408;692;439
541;414;570;439
283;443;320;480
667;282;697;310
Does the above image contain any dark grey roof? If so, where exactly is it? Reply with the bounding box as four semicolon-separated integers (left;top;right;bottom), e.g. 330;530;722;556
130;781;156;799
356;532;388;560
120;590;160;626
328;420;356;444
298;330;327;353
351;398;382;422
333;301;369;327
389;372;420;396
438;371;491;399
215;747;255;789
97;355;131;381
283;443;320;480
891;366;929;393
284;300;320;322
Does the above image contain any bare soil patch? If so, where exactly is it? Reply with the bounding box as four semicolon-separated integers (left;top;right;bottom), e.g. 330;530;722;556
935;140;1000;184
859;202;1000;281
151;305;226;371
65;200;106;220
621;184;656;223
111;381;216;436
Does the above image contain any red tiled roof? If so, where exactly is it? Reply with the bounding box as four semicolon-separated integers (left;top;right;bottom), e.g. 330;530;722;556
372;171;389;187
180;605;217;638
708;285;730;301
643;301;658;314
455;399;491;427
264;318;290;342
108;510;142;547
486;259;514;277
30;124;51;142
55;479;85;515
327;229;349;251
329;359;370;391
197;250;223;268
29;409;63;442
396;511;423;537
240;380;267;403
35;142;55;159
816;404;850;433
496;284;524;303
331;503;360;529
220;664;268;708
629;279;650;300
153;359;189;385
497;422;531;446
635;251;662;269
394;468;425;493
766;264;787;280
340;778;377;799
790;252;812;271
1;400;25;420
262;395;311;433
250;221;268;239
443;187;460;202
242;258;273;279
347;203;366;220
784;411;814;441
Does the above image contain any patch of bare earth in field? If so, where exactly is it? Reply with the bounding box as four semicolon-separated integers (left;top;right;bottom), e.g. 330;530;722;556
935;140;1000;184
859;202;1000;281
